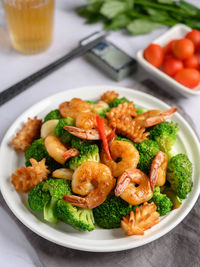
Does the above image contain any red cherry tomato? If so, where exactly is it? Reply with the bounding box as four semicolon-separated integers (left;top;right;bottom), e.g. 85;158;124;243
172;38;194;60
174;68;200;89
186;29;200;49
144;44;164;67
164;53;174;60
163;57;183;76
164;40;177;55
183;54;199;68
196;42;200;54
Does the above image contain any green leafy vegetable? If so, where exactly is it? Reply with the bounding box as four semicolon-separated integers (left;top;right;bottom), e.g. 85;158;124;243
127;19;163;35
76;0;200;35
100;1;129;19
104;14;131;30
157;0;174;4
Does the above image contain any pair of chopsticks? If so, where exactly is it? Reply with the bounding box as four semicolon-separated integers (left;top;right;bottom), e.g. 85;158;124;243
0;31;108;106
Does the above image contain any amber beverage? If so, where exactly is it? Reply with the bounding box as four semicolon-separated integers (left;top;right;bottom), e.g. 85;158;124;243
2;0;54;54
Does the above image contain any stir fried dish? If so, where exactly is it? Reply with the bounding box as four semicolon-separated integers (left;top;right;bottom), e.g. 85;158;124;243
11;91;193;236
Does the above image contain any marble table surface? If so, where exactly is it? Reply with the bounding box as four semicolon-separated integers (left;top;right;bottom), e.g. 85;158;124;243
0;1;200;266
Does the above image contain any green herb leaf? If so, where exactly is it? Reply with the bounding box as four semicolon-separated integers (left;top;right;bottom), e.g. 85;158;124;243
126;0;134;9
145;7;169;21
157;0;174;4
179;0;199;16
127;19;163;35
76;0;200;36
104;14;131;30
100;1;128;19
87;1;103;13
184;19;200;30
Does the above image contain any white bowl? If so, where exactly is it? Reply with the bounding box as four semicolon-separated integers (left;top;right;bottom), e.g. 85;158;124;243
136;24;200;97
0;86;200;252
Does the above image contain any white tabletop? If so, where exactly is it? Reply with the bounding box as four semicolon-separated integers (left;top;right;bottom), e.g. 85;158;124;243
0;0;200;266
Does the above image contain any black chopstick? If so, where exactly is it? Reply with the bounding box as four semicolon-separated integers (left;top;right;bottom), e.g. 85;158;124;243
0;31;108;107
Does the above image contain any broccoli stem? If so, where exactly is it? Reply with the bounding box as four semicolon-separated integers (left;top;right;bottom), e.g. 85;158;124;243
44;197;58;224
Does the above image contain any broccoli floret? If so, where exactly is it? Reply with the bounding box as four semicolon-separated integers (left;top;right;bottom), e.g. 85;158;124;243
167;154;193;199
71;137;91;150
44;197;58;224
162;188;182;209
91;101;110;118
87;100;96;105
137;140;160;174
28;182;51;211
93;194;133;229
136;107;148;115
42;178;71;200
54;117;75;143
25;139;47;166
116;136;137;148
98;107;111;118
109;97;129;108
149;122;179;154
68;144;100;170
149;187;173;216
29;179;71;224
44;109;62;123
25;139;62;172
57;200;95;231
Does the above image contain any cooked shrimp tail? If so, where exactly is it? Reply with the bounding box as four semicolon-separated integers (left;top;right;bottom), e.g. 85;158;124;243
63;148;80;160
115;168;153;205
115;168;137;196
115;174;131;197
63;188;107;209
63;195;87;208
150;151;168;189
134;107;178;127
64;126;100;140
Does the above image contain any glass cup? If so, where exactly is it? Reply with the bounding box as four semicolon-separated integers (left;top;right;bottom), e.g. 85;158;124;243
2;0;55;54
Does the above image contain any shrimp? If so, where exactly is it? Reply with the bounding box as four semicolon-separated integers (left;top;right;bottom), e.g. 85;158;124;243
64;126;100;140
76;112;112;133
134;108;178;128
101;140;139;177
44;135;78;165
101;91;119;104
59;98;91;119
63;148;80;160
149;151;168;189
64;120;112;140
115;168;153;205
62;161;115;209
76;112;97;129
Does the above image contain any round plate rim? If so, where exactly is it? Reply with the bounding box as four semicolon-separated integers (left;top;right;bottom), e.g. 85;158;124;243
0;85;200;252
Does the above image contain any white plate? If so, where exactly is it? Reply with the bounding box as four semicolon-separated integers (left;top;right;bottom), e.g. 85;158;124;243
0;86;200;252
136;24;200;97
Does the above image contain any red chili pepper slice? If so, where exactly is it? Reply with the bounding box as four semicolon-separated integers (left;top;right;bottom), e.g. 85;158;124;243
107;128;116;142
96;115;111;160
